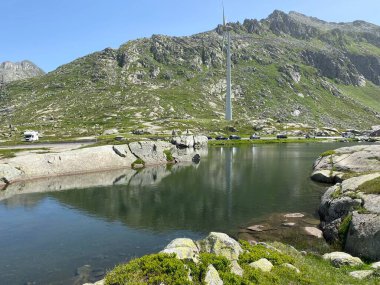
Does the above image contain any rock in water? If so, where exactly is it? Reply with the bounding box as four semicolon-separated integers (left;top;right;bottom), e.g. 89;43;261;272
284;213;304;218
192;154;201;163
304;227;323;238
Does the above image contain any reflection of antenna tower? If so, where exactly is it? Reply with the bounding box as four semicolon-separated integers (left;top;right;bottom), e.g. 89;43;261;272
225;147;233;220
221;4;232;121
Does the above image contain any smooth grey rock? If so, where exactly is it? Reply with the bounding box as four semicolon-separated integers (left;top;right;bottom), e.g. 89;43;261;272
282;222;296;227
129;141;172;165
161;238;199;262
3;145;136;181
312;145;380;176
304;227;323;238
323;252;363;267
204;264;223;285
284;213;304;218
249;258;273;272
349;270;373;279
362;194;380;214
197;232;243;261
341;173;380;193
0;163;23;183
247;225;265;232
345;212;380;261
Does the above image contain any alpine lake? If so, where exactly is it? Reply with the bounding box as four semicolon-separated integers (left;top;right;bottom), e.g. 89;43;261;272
0;142;366;284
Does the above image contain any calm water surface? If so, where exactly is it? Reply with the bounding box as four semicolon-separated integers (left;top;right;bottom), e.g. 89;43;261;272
0;142;360;284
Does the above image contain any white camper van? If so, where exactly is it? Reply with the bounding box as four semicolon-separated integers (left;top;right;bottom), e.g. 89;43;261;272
24;131;39;142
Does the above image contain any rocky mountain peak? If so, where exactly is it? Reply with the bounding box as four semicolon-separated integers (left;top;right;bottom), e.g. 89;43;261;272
0;60;45;83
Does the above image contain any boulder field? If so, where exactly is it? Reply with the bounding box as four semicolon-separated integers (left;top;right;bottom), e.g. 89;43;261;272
0;136;208;189
311;144;380;261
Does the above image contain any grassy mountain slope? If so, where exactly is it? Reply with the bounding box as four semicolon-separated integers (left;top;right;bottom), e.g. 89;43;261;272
1;10;380;138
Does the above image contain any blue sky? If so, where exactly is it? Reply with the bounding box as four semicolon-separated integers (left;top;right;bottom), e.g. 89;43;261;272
1;0;379;72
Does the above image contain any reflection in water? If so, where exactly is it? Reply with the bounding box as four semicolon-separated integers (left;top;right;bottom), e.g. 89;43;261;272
0;143;352;285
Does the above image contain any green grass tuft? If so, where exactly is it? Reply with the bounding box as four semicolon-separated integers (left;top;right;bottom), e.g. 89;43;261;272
356;176;380;194
163;149;174;162
320;150;336;157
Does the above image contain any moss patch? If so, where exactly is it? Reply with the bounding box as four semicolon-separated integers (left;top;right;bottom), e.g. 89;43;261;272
338;214;352;245
164;149;174;162
131;158;145;169
357;176;380;194
321;150;336;157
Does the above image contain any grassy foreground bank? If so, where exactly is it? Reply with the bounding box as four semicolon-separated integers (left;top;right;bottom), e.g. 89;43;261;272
104;240;379;285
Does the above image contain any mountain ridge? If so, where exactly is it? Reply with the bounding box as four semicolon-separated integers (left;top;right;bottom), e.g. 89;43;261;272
1;10;380;138
0;60;45;83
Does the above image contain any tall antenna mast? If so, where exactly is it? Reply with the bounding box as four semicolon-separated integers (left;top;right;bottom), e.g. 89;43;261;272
222;3;232;121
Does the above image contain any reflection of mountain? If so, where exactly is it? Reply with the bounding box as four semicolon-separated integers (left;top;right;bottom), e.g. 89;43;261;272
1;145;329;234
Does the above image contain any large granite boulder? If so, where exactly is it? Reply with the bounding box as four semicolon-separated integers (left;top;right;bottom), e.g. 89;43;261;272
171;135;208;149
161;238;200;262
197;232;243;261
128;141;173;165
345;212;380;261
0;163;23;184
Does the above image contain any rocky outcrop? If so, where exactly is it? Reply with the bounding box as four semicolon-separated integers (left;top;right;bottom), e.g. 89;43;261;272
345;212;380;261
301;50;363;86
311;145;380;182
0;140;207;187
312;145;380;261
0;60;45;83
129;141;173;165
171;135;209;149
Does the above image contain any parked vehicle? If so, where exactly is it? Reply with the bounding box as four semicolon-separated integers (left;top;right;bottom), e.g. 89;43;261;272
276;134;287;139
250;134;260;139
24;131;39;142
229;135;241;140
215;135;228;140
